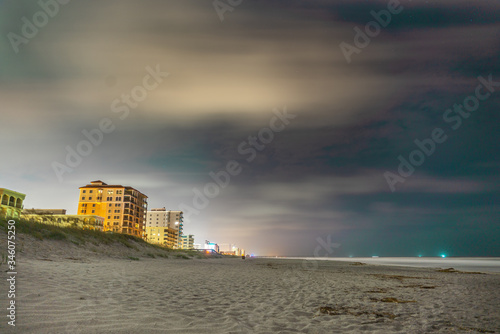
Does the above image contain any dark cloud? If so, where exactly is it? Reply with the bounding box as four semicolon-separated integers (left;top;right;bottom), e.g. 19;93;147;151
0;0;498;256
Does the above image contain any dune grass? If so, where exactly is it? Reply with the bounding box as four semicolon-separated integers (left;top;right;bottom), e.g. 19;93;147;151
0;216;235;261
0;216;174;258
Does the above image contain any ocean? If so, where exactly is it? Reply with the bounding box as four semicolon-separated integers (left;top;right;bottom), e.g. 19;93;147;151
265;257;500;273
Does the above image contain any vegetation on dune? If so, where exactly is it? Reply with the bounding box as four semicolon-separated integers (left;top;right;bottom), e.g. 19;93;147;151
0;216;143;247
0;216;196;260
0;216;236;261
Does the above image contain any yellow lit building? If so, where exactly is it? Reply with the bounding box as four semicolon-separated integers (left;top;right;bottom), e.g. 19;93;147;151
145;226;179;248
77;180;148;238
0;188;26;219
145;208;184;248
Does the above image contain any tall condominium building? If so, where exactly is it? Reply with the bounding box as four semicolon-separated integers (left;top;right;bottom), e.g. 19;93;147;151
77;180;148;238
145;208;183;248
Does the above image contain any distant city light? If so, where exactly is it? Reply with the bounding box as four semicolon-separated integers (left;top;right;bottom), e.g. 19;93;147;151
441;254;446;258
418;255;422;257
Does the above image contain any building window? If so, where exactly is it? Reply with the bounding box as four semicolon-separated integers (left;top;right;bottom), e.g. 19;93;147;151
92;204;96;207
81;210;85;213
115;197;121;201
116;190;123;194
81;197;85;200
108;216;111;219
82;190;86;193
89;197;92;200
107;190;113;194
89;190;93;193
92;210;95;213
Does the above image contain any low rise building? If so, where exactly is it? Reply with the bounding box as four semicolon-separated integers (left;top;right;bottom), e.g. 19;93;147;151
180;234;194;250
0;188;26;219
203;241;219;253
145;226;179;247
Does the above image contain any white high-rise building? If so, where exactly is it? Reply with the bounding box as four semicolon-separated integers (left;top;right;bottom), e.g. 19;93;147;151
145;208;183;248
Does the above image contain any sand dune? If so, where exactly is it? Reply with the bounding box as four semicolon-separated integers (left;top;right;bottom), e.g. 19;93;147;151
1;238;499;333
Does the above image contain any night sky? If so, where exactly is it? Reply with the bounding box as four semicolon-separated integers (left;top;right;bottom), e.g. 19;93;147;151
1;0;499;256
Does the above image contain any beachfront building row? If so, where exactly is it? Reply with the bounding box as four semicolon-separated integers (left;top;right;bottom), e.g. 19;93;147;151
2;182;198;249
77;180;148;238
0;188;26;219
194;241;245;256
218;243;245;256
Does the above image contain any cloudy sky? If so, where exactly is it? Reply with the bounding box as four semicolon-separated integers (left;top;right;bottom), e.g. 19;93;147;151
1;0;499;256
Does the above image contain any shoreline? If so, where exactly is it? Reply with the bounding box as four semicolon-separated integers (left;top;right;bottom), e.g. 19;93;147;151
259;256;500;274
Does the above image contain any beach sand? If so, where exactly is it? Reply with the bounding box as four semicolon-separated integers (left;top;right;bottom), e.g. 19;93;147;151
1;237;499;333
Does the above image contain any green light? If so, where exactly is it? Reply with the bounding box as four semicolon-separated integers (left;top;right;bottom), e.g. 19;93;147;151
441;254;446;258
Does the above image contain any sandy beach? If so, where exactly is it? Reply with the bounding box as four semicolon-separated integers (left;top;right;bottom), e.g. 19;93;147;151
1;237;499;334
